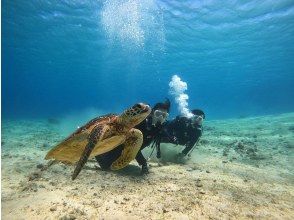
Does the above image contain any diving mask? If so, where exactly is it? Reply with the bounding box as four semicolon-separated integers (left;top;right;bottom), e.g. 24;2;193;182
191;115;204;125
152;110;169;126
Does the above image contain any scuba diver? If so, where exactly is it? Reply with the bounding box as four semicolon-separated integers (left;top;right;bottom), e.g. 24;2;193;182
160;109;205;158
95;99;172;174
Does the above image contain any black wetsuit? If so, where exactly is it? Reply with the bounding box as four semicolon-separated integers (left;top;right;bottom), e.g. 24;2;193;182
95;115;165;169
161;116;203;155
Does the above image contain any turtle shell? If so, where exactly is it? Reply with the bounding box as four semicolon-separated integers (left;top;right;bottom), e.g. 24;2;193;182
45;114;126;164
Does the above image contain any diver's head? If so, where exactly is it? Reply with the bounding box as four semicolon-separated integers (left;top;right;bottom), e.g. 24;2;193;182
191;109;205;125
151;98;170;126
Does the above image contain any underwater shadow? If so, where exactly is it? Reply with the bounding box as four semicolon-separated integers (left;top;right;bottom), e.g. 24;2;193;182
113;164;143;177
93;164;143;178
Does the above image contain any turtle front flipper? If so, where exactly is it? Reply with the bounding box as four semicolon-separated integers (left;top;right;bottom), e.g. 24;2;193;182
72;124;108;180
110;128;143;170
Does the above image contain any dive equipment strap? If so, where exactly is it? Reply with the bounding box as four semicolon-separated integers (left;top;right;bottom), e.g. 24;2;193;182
147;141;157;161
187;126;203;157
187;139;200;157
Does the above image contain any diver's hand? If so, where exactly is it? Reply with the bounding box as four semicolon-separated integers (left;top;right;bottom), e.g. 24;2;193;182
177;152;185;158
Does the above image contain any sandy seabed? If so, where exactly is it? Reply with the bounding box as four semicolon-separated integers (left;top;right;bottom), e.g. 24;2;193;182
1;113;294;220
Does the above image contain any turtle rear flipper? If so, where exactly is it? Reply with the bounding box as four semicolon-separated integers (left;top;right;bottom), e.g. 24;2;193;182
110;128;143;170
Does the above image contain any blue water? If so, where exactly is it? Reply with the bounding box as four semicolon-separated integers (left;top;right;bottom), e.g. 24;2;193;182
2;0;294;119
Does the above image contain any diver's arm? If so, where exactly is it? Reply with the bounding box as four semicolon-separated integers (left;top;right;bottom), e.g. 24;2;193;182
181;127;202;155
182;142;195;155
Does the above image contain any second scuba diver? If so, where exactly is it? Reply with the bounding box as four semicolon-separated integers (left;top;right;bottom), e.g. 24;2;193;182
161;109;205;158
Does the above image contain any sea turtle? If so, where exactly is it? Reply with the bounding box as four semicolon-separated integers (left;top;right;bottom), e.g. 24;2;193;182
45;103;151;180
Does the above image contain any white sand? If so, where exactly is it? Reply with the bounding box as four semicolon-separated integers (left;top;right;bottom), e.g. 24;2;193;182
2;113;294;219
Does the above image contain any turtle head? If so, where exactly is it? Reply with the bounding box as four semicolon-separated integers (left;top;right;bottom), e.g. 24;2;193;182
120;103;151;128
